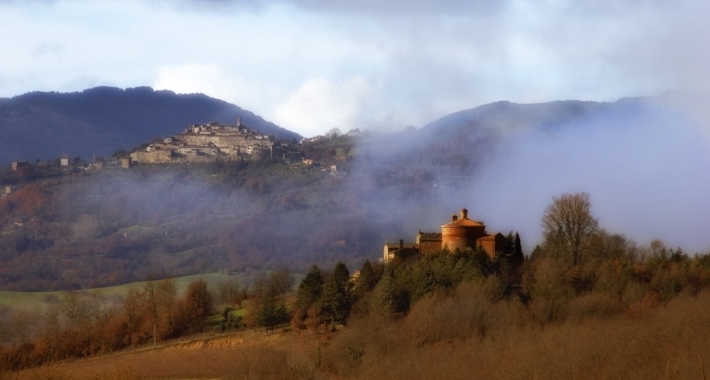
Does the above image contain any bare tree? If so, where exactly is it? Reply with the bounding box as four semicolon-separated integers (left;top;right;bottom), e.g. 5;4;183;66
157;278;178;335
325;128;342;139
215;277;243;306
541;192;599;266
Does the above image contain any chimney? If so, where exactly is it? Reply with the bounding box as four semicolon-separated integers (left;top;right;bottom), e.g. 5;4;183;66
461;208;468;220
452;215;458;222
399;239;404;249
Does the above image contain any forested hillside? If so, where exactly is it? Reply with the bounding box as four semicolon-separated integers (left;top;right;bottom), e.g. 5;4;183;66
1;91;709;291
0;87;302;167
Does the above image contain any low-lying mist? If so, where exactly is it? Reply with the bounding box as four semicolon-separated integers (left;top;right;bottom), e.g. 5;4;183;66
3;92;709;291
351;93;710;254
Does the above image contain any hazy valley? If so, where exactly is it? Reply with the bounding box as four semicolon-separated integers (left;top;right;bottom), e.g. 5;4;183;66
0;88;709;378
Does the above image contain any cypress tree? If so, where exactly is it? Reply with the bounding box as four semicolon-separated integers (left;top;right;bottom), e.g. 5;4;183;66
515;232;524;258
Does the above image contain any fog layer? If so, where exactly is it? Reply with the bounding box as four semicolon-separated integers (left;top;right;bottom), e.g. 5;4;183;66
352;93;710;254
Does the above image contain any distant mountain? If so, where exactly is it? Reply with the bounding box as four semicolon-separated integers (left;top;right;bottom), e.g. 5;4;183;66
420;90;710;137
0;86;302;166
355;91;710;184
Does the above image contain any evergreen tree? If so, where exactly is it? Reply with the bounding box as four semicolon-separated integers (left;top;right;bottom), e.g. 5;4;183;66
296;265;324;310
256;287;289;333
333;261;351;290
514;232;524;258
319;265;352;331
372;270;402;316
504;231;516;256
354;260;380;298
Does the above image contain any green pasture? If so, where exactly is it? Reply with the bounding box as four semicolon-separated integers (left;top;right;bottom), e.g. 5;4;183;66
0;272;244;311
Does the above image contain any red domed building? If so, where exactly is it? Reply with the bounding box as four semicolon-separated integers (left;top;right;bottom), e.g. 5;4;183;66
383;208;506;263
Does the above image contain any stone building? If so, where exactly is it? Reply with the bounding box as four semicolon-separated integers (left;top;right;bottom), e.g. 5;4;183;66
11;161;28;171
91;157;104;170
1;186;14;199
383;208;506;263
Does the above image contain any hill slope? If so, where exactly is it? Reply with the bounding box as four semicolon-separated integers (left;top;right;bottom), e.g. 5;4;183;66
0;86;302;166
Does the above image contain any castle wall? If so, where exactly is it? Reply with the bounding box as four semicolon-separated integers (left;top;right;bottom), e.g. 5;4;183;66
130;150;172;164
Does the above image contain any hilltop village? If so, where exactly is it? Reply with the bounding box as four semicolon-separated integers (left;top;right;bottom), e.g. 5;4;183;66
129;118;299;165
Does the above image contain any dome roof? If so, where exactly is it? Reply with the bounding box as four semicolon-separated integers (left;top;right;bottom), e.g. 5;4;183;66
441;208;485;228
442;218;484;228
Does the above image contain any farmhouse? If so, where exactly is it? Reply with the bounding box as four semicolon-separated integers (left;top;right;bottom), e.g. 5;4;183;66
383;208;506;263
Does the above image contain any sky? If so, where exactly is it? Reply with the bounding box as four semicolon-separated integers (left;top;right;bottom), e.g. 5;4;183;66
1;0;710;137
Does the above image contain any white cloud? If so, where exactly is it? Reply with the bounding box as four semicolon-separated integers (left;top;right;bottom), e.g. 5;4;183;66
273;77;375;137
153;63;285;121
1;0;710;136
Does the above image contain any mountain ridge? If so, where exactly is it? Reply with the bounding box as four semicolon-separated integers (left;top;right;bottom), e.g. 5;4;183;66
0;86;302;166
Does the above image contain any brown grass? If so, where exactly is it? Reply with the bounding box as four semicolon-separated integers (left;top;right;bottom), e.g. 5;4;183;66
8;287;710;380
8;329;324;380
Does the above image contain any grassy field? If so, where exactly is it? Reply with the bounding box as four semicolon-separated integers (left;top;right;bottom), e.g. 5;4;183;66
8;327;320;380
6;288;710;379
0;272;245;311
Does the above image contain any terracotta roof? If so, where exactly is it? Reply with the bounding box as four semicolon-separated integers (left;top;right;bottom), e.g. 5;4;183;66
441;208;485;228
442;217;484;228
384;243;418;251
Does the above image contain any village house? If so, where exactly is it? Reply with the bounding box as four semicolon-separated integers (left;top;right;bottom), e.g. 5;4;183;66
346;128;363;137
1;186;14;199
60;155;70;167
11;161;28;171
91;157;105;170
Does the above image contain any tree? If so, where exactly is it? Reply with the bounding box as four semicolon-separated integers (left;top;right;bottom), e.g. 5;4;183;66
325;128;342;139
296;265;324;310
269;270;295;295
156;278;177;336
332;261;352;293
256;286;289;333
215;278;243;306
319;275;349;331
183;280;213;321
514;232;524;258
541;192;598;267
318;262;353;331
371;270;406;316
354;260;381;298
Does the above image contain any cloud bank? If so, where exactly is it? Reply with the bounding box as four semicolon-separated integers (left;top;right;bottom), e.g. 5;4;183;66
1;0;710;136
466;102;710;253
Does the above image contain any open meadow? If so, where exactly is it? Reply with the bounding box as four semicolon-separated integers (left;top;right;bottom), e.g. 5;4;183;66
0;272;246;311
